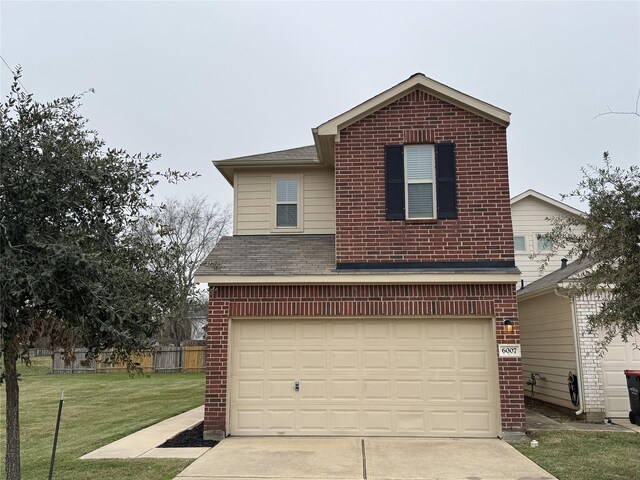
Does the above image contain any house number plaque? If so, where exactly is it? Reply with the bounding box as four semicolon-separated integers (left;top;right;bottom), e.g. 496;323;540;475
498;344;521;358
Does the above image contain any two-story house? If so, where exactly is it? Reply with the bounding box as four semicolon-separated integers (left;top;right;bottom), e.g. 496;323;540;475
510;189;584;286
195;74;525;440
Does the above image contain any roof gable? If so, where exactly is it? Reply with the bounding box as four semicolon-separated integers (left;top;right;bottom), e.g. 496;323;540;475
312;73;510;165
510;189;584;216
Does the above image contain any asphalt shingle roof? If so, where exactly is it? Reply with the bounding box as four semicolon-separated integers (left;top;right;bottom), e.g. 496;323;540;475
215;145;318;164
196;235;335;276
517;257;594;297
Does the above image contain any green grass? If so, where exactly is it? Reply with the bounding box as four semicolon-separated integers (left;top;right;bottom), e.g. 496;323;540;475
0;357;205;480
513;430;640;480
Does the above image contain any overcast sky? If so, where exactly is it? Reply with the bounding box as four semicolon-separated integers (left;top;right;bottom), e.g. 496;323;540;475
2;1;639;211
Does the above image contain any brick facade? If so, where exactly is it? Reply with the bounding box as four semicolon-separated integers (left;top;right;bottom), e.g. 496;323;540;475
575;293;608;420
335;90;514;265
204;283;526;438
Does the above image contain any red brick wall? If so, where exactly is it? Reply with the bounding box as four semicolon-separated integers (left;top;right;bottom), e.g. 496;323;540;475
335;89;514;264
203;283;525;438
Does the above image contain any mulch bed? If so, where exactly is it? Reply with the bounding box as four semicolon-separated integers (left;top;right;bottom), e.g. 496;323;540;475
158;421;218;448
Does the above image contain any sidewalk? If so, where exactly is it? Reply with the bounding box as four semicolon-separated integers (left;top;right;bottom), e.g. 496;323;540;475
80;406;211;460
526;407;640;433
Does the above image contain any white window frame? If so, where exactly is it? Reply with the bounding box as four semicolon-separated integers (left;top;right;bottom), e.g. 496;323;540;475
271;174;303;232
404;144;437;219
513;235;527;253
535;233;552;252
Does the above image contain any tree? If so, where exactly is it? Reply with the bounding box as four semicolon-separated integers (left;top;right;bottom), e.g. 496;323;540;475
154;197;230;344
0;70;189;479
541;152;640;346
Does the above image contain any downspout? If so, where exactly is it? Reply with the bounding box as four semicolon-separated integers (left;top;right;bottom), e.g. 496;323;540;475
569;297;585;416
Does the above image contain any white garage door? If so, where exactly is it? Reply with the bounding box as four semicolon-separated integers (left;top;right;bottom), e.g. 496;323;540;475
229;318;499;437
602;336;640;418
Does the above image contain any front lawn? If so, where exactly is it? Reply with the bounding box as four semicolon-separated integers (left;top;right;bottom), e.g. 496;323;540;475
513;430;640;480
0;357;205;480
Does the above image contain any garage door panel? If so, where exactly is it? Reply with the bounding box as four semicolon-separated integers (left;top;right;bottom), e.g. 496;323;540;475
299;350;326;370
330;322;358;341
236;349;265;371
267;380;296;401
298;380;328;401
395;350;423;371
300;321;327;341
331;379;360;401
363;380;392;401
459;350;492;371
230;318;499;436
236;380;264;401
363;410;393;433
457;321;491;342
460;380;491;402
394;321;422;341
269;321;296;341
425;322;455;342
331;350;359;370
234;409;263;432
426;350;456;370
425;380;456;401
332;410;360;432
266;409;295;432
363;350;391;370
461;411;494;434
397;380;424;401
299;409;328;432
363;322;390;342
602;335;640;417
268;350;295;370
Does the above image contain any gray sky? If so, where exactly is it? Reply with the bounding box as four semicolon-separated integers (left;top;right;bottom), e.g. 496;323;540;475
2;1;639;211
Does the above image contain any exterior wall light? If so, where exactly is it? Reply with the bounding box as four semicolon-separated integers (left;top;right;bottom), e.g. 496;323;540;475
503;319;513;334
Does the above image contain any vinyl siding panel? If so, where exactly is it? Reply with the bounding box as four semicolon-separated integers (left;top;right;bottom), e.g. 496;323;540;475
511;197;583;286
235;168;335;235
519;292;577;410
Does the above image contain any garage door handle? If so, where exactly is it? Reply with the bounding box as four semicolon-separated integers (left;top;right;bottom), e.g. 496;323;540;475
294;381;300;392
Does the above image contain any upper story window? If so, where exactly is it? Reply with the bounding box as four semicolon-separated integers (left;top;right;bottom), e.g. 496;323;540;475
536;233;552;252
513;235;527;252
272;175;303;231
405;145;436;219
385;143;457;221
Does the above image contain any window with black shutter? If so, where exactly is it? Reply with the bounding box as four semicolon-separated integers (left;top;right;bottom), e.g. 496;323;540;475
384;143;457;220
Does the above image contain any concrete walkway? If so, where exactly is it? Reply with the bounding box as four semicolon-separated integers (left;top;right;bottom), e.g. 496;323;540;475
174;437;557;480
80;406;210;460
526;409;640;433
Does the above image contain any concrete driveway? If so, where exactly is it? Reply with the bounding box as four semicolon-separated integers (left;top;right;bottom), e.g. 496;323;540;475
174;437;556;480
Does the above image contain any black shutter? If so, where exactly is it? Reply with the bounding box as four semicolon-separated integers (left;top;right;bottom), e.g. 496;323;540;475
385;145;405;220
435;143;457;219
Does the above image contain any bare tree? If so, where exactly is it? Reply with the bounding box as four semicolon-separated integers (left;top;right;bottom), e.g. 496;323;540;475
157;196;231;344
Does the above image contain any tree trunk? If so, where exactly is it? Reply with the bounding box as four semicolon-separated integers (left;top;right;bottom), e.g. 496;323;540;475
4;340;21;480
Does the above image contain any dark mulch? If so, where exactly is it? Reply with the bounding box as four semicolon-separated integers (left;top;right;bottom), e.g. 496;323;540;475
158;421;218;448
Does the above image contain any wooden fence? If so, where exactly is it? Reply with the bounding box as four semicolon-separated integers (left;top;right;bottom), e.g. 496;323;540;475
52;346;206;374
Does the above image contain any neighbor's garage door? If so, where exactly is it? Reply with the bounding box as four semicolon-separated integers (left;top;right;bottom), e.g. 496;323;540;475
229;318;499;437
602;336;640;418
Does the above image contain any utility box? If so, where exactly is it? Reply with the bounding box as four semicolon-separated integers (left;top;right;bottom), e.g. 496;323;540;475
624;369;640;425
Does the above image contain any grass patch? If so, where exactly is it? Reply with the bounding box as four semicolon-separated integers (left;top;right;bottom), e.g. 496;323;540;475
0;357;205;480
513;430;640;480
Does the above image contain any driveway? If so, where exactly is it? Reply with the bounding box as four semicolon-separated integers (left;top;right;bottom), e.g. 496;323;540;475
174;437;556;480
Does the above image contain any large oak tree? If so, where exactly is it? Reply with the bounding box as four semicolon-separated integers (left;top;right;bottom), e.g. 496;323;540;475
0;71;187;479
541;152;640;346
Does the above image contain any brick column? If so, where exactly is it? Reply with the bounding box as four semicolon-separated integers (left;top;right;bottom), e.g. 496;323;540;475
203;289;229;440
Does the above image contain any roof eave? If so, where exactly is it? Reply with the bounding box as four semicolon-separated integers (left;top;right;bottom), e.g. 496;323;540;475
214;157;323;186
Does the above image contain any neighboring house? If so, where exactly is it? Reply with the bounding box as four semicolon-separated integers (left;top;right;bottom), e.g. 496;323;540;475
195;73;525;440
518;258;640;422
510;189;584;286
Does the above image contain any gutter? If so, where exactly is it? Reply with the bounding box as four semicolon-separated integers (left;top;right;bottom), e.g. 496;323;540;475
569;297;585;416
